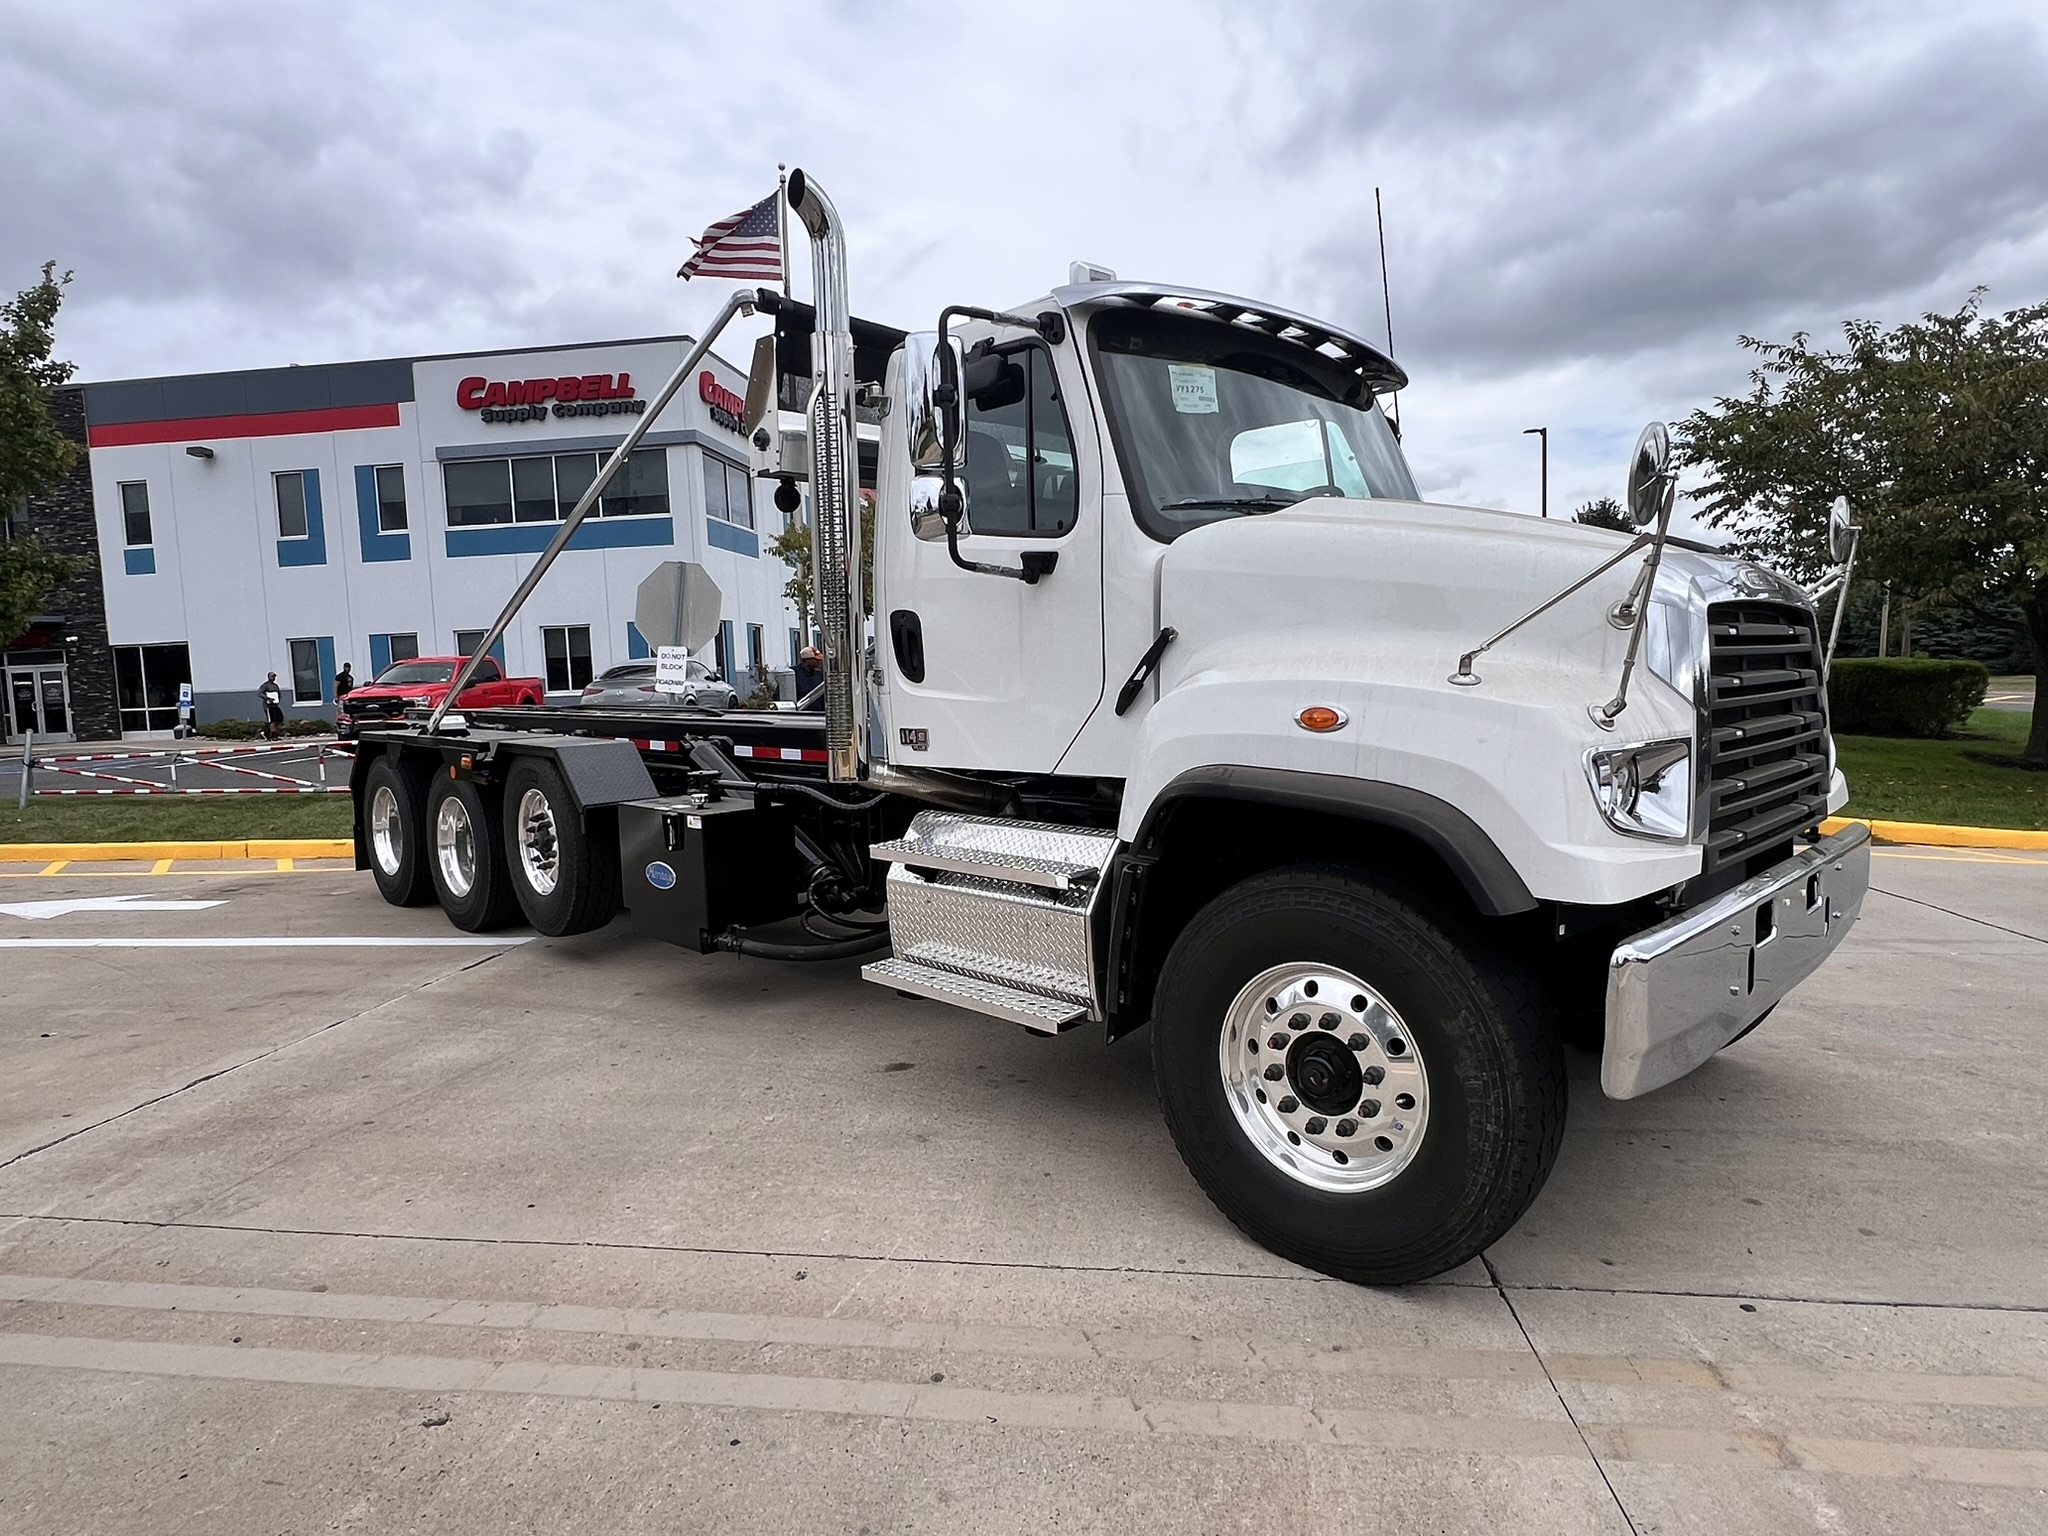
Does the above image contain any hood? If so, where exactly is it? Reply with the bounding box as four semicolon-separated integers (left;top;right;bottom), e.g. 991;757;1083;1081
346;682;447;700
1152;495;1766;719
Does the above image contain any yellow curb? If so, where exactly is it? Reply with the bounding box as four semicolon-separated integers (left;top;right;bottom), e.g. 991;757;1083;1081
1821;816;2048;851
0;838;354;862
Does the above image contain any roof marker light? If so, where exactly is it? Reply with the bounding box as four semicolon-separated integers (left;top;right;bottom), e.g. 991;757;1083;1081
1296;706;1348;733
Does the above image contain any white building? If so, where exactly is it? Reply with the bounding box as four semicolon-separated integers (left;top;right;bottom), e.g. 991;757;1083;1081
75;335;798;735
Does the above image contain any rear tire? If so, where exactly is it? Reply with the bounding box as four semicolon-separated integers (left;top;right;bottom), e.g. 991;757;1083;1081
425;775;521;931
502;757;621;936
363;755;433;907
1151;865;1565;1286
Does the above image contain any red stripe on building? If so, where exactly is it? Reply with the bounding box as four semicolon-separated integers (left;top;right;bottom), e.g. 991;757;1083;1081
88;402;404;448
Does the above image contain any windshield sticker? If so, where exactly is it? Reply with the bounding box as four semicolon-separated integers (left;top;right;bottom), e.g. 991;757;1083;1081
1168;364;1219;414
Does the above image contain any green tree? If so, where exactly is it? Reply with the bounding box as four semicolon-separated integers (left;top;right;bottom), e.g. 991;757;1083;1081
1572;496;1633;532
767;488;875;641
1;262;82;646
1677;294;2048;766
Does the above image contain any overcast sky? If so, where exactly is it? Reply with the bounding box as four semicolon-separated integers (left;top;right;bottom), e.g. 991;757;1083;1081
6;0;2045;522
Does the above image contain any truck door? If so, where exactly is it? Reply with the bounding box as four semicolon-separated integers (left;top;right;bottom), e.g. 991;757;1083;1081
878;339;1104;773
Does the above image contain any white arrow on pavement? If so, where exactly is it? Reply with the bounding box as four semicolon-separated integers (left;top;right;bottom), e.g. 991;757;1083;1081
0;892;229;921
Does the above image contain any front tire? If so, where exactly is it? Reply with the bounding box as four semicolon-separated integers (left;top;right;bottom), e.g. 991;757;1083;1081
501;757;621;936
363;755;433;907
425;775;521;931
1152;865;1564;1285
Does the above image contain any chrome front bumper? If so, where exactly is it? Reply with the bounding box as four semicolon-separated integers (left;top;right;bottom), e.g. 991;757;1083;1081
1602;823;1871;1099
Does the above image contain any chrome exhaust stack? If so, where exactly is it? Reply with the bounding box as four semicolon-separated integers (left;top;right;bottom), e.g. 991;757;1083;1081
785;169;864;783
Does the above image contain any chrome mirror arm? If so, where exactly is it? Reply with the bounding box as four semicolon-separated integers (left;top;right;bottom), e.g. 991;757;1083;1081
1589;489;1675;729
1449;533;1652;686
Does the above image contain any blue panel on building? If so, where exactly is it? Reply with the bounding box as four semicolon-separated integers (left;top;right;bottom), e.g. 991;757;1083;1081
123;547;155;576
277;468;327;567
704;517;758;557
443;517;674;559
626;622;650;660
354;465;412;563
369;632;392;676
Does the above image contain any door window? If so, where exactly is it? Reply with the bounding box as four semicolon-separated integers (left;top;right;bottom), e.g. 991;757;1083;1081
541;625;594;692
961;345;1077;537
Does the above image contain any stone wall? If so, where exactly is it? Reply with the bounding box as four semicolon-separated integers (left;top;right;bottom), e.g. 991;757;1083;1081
14;386;119;740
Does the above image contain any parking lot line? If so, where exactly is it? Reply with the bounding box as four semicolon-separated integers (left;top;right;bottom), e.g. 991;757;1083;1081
1;1329;2040;1487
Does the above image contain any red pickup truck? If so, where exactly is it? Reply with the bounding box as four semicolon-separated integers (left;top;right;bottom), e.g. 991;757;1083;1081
336;656;544;738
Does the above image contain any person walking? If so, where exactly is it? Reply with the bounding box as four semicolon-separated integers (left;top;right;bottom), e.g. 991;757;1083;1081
333;661;355;700
258;672;284;740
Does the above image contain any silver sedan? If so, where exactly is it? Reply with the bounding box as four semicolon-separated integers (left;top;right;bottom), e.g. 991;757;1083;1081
574;660;737;711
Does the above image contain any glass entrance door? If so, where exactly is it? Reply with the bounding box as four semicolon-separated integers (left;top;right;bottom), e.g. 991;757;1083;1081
5;665;73;741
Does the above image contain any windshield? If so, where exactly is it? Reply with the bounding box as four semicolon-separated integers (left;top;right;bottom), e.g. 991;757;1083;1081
1090;307;1418;541
374;662;454;685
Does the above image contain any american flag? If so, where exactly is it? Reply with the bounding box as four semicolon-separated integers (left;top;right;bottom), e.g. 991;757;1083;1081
677;193;783;282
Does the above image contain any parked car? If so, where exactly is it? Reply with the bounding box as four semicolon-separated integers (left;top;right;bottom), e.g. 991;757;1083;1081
336;656;544;738
575;659;737;711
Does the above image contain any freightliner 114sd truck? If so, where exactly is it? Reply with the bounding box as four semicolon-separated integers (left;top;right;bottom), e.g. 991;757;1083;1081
350;170;1869;1284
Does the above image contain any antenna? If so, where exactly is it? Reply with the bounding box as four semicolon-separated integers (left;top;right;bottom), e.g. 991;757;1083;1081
1375;186;1399;431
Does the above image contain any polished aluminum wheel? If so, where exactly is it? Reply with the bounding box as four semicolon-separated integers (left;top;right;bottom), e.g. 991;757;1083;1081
1217;962;1429;1193
515;787;560;895
434;794;477;898
369;783;404;876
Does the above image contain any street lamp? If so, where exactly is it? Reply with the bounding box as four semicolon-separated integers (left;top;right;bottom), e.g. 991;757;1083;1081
1522;427;1548;518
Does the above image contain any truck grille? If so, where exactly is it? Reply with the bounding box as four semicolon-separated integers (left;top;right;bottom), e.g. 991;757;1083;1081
1702;602;1831;874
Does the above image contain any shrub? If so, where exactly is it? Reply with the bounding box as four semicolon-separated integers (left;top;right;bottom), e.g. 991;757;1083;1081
1827;658;1989;738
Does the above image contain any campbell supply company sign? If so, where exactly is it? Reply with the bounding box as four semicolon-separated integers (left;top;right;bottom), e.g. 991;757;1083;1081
699;371;744;434
458;372;645;425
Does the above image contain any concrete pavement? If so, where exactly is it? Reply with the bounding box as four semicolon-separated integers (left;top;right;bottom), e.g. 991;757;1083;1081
2;849;2043;1532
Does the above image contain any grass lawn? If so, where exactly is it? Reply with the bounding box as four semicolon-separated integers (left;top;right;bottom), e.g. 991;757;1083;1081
0;794;352;845
1835;709;2047;830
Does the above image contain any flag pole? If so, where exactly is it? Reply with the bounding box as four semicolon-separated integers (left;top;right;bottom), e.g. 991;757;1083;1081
776;164;791;299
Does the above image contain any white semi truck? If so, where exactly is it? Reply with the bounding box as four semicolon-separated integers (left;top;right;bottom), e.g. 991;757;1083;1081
350;171;1868;1284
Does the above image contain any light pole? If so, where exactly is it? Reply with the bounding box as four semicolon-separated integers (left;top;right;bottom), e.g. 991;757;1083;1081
1523;426;1548;518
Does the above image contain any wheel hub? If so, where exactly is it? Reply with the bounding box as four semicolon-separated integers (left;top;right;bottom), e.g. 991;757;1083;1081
369;783;403;876
516;788;560;895
1217;964;1430;1193
434;795;477;898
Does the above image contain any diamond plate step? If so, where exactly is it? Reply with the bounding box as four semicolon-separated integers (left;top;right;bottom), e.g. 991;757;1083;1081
862;956;1088;1034
871;812;1117;893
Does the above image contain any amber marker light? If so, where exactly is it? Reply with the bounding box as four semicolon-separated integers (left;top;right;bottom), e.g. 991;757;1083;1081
1296;705;1348;733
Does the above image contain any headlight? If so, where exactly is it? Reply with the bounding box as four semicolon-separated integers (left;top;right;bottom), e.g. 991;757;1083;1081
1586;739;1691;841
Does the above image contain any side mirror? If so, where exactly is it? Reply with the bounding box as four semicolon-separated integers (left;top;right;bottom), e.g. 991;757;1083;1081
1625;422;1676;528
902;331;964;475
1828;495;1858;564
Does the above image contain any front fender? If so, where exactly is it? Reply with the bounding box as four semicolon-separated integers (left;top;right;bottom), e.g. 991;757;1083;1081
1116;642;1703;909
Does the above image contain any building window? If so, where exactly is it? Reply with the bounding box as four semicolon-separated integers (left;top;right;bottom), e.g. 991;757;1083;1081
287;638;323;704
275;471;312;540
541;625;593;693
119;481;153;546
112;643;191;733
386;632;419;663
374;465;408;532
454;629;489;656
702;454;753;529
747;623;764;676
442;449;668;527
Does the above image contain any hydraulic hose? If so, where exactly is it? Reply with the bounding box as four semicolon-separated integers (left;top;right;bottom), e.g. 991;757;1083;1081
716;930;890;962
